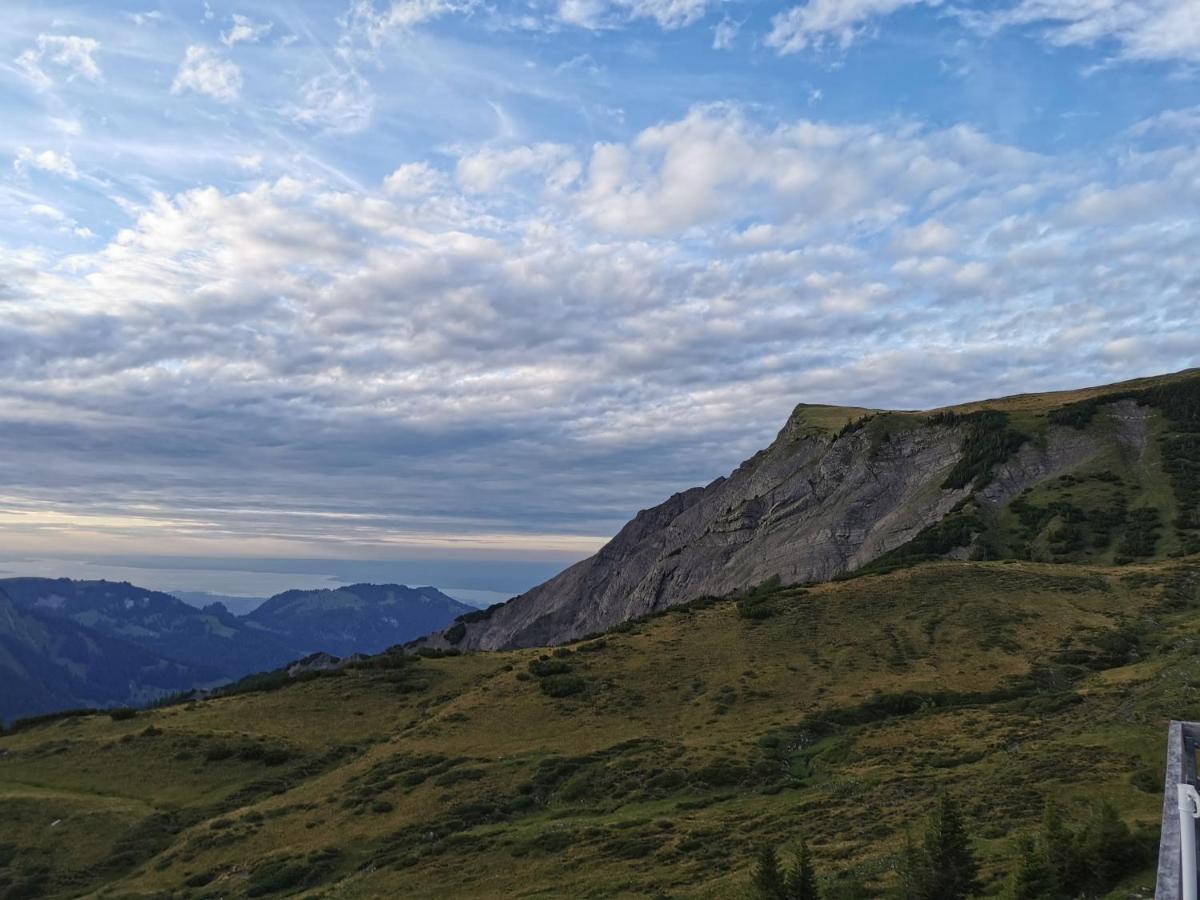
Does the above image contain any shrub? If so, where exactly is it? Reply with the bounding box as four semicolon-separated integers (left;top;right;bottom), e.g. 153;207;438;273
108;708;137;722
539;674;586;698
528;658;572;677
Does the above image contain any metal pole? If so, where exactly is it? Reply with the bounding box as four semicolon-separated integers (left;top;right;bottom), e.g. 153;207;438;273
1179;784;1199;900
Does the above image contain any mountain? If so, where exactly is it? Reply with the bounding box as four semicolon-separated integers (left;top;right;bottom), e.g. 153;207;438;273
172;591;267;616
421;368;1200;650
242;583;474;657
0;577;299;679
0;557;1190;897
0;587;219;723
0;578;476;721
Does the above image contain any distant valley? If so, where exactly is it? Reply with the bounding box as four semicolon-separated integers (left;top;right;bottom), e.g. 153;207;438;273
0;579;473;723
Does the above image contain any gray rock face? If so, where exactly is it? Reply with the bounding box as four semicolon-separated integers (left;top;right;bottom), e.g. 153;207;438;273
433;408;997;651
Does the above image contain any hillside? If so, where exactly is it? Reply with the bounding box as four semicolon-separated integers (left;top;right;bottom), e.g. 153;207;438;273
1;558;1195;897
244;584;473;658
424;369;1200;650
0;589;220;723
0;580;475;723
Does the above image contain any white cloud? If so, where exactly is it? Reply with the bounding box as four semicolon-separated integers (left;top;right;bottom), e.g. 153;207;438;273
712;16;740;49
289;71;374;133
766;0;938;54
340;0;477;54
14;148;79;180
456;143;577;193
557;0;714;30
172;45;242;102
29;203;67;222
15;34;102;89
235;153;264;172
980;0;1200;64
894;219;957;254
221;14;274;47
2;105;1198;557
127;10;163;26
573;105;1029;237
383;161;448;197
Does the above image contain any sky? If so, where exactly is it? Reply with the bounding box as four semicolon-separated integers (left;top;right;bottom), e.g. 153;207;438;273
1;0;1198;579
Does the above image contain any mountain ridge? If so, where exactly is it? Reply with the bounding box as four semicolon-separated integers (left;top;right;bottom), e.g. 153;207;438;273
420;368;1200;650
0;579;474;722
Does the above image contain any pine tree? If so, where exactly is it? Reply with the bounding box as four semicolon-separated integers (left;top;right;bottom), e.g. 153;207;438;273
922;795;980;900
1008;834;1055;900
753;843;788;900
1075;802;1134;893
1039;800;1073;894
894;830;929;900
786;838;820;900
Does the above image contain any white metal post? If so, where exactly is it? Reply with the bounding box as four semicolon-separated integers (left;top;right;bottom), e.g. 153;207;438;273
1178;784;1200;900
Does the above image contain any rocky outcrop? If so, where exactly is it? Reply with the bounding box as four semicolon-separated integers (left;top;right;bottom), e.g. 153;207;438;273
427;408;994;650
417;378;1198;653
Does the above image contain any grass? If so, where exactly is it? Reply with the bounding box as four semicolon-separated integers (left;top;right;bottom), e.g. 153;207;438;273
2;558;1197;898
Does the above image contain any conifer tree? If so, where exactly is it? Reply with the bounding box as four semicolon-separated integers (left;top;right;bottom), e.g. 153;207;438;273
1007;834;1055;900
922;795;980;900
1039;801;1073;893
786;838;820;900
753;843;787;900
894;830;929;900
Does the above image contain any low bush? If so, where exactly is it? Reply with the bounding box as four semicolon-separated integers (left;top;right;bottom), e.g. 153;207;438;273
539;674;587;698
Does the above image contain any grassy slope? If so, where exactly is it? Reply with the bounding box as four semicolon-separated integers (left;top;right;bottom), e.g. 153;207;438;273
2;559;1198;899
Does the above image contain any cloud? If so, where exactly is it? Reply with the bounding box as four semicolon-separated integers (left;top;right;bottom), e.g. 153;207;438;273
712;16;741;49
456;143;577;193
383;162;448;197
976;0;1200;65
221;14;273;47
573;105;1033;237
340;0;478;54
172;45;242;102
28;203;67;222
14;148;79;180
15;34;102;89
1;105;1197;557
289;71;374;133
556;0;714;30
767;0;938;54
127;10;163;26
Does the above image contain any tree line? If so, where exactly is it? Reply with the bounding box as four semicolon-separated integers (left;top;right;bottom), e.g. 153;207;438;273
750;794;1152;899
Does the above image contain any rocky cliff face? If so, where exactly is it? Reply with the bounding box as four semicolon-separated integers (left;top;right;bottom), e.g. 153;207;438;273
424;411;1003;650
419;373;1199;651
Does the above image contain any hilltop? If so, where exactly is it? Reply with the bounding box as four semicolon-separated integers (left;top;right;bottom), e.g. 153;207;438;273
423;369;1200;650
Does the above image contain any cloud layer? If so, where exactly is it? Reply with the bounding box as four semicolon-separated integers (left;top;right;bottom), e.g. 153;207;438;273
3;97;1198;556
2;0;1198;560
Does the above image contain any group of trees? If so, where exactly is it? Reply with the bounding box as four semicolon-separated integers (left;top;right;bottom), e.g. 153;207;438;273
751;795;1149;900
751;795;975;900
1008;801;1149;899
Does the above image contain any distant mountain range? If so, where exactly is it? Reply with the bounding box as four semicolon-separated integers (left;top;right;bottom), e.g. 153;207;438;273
0;579;473;723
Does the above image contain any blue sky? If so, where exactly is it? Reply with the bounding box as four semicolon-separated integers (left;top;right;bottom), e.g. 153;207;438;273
1;0;1198;571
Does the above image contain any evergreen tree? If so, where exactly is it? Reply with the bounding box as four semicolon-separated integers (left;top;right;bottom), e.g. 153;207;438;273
786;838;820;900
922;795;980;900
894;830;929;900
1074;802;1135;893
1007;834;1055;900
1039;801;1074;894
753;843;788;900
